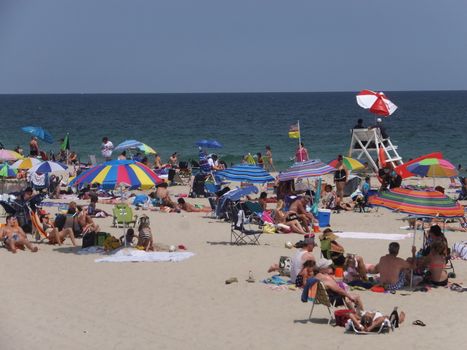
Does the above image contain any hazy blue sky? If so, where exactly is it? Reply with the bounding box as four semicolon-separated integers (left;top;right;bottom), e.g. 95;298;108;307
1;0;466;93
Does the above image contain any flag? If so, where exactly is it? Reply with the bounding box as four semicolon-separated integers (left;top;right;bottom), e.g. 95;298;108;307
288;123;300;139
61;133;70;151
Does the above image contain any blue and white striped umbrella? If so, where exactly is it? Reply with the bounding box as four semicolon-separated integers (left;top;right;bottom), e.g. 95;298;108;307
215;164;274;183
278;159;335;181
29;161;68;174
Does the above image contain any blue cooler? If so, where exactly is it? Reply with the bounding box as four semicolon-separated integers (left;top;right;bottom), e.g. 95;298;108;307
317;209;331;227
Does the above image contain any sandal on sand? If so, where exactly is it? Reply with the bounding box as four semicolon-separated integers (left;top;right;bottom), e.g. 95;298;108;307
389;307;399;328
225;277;238;285
412;320;426;327
450;283;465;292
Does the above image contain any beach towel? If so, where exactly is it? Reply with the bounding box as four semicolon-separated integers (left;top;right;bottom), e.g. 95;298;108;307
95;248;195;263
335;232;412;241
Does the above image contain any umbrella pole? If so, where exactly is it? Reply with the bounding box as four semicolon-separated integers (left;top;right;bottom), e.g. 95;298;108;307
410;222;417;288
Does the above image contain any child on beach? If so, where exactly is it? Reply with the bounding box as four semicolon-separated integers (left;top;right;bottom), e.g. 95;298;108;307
138;222;154;251
295;260;316;288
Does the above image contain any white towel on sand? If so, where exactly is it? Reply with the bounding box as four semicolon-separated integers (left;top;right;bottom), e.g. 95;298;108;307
95;248;195;263
336;232;412;241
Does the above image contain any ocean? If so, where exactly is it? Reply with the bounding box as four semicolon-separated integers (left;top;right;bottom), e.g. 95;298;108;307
0;91;466;171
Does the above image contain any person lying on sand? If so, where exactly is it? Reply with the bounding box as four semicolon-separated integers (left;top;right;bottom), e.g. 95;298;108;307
348;308;405;332
40;214;77;246
177;198;211;213
315;258;363;313
1;215;38;253
375;242;416;291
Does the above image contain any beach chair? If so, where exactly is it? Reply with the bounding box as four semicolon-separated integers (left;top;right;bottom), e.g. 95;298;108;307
30;209;49;242
229;203;262;245
112;203;138;228
243;201;264;224
308;281;338;325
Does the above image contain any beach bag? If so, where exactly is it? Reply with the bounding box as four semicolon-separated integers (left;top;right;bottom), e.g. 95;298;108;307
334;309;354;327
452;241;467;260
96;232;111;246
278;256;291;276
103;235;121;251
82;231;96;248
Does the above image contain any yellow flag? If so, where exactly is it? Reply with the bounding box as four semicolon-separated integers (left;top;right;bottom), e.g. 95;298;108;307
288;124;300;139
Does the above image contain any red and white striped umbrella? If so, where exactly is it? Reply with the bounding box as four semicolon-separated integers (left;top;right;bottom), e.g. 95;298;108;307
356;89;398;116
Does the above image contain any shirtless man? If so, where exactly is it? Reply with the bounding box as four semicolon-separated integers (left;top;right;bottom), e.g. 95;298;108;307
1;216;38;253
315;258;363;313
177;198;211;213
155;183;178;208
288;196;314;228
375;242;416;291
76;206;100;233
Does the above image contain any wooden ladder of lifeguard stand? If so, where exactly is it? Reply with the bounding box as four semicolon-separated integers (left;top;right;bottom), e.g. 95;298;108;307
348;128;403;173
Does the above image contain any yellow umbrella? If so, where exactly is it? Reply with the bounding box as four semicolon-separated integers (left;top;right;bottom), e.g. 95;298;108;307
329;157;365;171
11;157;42;170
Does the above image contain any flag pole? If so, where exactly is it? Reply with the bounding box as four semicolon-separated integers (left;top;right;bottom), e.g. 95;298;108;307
298;120;301;149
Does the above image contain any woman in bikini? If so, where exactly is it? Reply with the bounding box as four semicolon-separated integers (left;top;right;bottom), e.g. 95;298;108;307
425;240;449;286
1;216;38;253
333;155;348;203
40;214;77;246
273;200;308;234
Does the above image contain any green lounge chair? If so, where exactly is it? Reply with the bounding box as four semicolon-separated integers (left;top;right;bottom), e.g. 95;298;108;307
112;203;138;228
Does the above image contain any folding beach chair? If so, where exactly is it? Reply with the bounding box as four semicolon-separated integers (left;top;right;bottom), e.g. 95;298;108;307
229;203;262;245
242;201;264;225
112;203;138;228
30;209;49;242
308;281;338;325
345;318;393;334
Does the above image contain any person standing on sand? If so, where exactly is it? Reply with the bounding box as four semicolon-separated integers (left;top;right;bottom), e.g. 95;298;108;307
29;137;39;157
264;145;276;172
101;137;114;161
295;142;309;162
333;155;348;203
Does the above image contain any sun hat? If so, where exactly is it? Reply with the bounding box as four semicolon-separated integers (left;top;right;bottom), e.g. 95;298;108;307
319;228;338;241
316;258;333;270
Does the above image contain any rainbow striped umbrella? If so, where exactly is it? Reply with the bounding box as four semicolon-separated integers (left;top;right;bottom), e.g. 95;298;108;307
69;160;162;190
328;156;365;171
0;164;18;178
369;188;464;218
278;159;336;181
0;149;23;161
406;158;458;178
11;157;42;170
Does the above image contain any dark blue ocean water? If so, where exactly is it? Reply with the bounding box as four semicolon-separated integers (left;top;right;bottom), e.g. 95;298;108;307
0;92;466;170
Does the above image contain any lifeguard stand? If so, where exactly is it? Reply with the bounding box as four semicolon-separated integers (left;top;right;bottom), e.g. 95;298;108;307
349;128;403;173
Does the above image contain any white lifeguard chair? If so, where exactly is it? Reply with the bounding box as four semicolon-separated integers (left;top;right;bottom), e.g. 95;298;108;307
349;128;403;173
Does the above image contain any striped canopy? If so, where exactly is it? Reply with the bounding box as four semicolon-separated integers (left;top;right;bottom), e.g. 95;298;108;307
114;140;157;155
369;188;464;218
215;164;274;183
0;164;18;178
29;161;68;174
69;160;162;190
278;159;336;182
328;157;365;171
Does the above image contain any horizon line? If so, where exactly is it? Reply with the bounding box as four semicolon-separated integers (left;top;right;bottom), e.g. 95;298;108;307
1;88;467;96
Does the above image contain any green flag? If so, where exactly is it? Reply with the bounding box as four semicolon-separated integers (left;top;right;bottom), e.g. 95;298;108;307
61;133;70;151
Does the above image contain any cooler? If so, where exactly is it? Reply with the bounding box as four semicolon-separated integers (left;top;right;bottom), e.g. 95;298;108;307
317;209;331;227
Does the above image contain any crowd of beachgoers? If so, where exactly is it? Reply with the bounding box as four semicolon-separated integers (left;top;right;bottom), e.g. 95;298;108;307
1;132;467;334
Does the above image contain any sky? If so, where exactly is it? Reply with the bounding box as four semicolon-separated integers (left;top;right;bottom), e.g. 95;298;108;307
1;0;467;93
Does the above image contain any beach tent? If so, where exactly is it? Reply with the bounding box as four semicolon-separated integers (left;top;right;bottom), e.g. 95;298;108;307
215;164;274;183
69;160;162;190
278;159;335;182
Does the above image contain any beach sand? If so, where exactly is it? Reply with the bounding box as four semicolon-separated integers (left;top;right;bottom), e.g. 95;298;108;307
1;180;466;349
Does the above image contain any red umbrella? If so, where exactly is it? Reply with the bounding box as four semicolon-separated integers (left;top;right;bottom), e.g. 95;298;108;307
356;90;398;116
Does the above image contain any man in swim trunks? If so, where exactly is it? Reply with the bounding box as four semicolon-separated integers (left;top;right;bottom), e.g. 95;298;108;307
1;215;38;253
376;242;416;291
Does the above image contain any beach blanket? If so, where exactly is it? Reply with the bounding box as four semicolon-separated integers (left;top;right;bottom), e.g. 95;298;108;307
336;232;412;241
78;246;106;254
95;248;195;263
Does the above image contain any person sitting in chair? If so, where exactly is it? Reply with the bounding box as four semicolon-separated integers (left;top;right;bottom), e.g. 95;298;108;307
40;214;77;246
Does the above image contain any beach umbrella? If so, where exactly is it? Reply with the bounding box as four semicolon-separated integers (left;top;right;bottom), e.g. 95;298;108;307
21;126;54;143
0;164;18;178
278;159;336;182
406;158;458;178
221;186;259;201
0;149;23;161
69;160;162;190
394;152;443;179
356;90;398;116
195;140;223;148
29;161;68;174
114;140;157;155
11;157;42;170
328;157;365;171
215;164;274;183
368;188;464;218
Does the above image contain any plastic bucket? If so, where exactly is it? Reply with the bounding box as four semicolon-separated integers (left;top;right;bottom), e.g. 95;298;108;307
317;209;331;227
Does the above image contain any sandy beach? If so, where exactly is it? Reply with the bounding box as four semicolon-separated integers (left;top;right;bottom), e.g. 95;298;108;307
1;177;466;350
